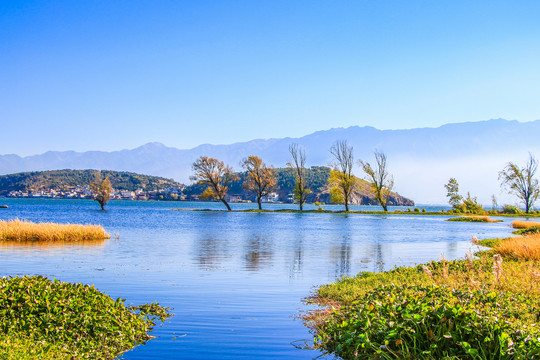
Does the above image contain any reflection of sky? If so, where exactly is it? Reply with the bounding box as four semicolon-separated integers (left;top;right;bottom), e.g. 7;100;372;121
0;199;516;359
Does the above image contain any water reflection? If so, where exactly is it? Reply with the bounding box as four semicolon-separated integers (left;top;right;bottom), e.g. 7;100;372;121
0;239;107;255
289;232;304;279
243;235;273;271
194;237;231;271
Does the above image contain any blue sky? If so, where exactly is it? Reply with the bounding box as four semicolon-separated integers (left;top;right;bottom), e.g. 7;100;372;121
1;1;540;155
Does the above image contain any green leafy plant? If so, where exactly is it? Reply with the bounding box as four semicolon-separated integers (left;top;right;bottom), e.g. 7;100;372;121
0;276;171;359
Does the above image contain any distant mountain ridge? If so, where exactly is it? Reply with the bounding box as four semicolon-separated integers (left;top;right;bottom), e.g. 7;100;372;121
1;119;539;203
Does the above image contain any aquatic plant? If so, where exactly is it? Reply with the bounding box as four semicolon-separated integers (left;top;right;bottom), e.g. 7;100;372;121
0;219;109;242
0;276;170;359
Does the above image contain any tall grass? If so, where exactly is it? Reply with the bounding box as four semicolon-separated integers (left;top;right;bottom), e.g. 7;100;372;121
447;215;498;222
494;233;540;260
0;219;110;242
512;220;540;229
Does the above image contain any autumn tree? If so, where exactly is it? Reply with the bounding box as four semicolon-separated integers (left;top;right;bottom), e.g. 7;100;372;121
444;178;463;210
329;140;356;211
191;156;238;211
287;143;311;212
360;150;394;212
499;153;540;213
90;172;112;211
241;155;277;210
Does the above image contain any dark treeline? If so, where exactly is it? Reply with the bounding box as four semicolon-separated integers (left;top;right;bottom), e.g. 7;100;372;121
0;169;182;194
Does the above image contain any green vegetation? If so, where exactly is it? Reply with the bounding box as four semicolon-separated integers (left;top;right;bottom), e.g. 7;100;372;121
0;276;170;359
0;219;110;242
0;169;182;194
446;216;500;223
304;232;540;359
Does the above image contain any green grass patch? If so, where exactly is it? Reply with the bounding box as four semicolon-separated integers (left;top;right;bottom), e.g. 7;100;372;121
446;216;500;223
0;276;171;359
304;245;540;359
513;226;540;236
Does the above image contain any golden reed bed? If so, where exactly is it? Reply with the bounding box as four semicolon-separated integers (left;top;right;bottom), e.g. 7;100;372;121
512;220;540;229
0;219;110;242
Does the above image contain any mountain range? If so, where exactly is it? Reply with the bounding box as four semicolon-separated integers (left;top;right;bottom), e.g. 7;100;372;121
2;119;539;204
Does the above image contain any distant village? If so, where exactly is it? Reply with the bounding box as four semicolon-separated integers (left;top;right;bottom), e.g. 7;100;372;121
5;186;285;203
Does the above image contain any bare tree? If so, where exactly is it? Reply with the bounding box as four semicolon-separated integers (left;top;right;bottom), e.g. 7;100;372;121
90;172;112;211
360;150;394;212
241;155;277;210
499;153;540;213
329;140;356;211
287;143;311;211
191;156;238;211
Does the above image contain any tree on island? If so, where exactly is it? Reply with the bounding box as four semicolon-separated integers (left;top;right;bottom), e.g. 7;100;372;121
191;156;238;211
287;143;311;212
499;153;540;213
241;155;277;210
329;140;357;212
360;150;394;212
90;172;112;211
444;178;463;210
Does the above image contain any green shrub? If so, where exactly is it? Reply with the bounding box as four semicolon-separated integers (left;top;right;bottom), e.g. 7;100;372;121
422;208;426;213
0;276;171;359
502;205;522;214
413;208;420;212
513;226;540;236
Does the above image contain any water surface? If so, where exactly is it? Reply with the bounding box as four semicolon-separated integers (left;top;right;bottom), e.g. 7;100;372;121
0;199;515;359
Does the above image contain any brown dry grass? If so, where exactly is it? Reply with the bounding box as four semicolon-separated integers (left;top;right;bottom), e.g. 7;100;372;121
512;220;540;229
494;233;540;260
0;219;110;242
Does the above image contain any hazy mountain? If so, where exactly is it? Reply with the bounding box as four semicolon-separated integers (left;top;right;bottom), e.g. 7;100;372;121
2;119;539;204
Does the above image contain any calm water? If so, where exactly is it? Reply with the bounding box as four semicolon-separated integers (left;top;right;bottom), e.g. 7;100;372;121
0;199;515;359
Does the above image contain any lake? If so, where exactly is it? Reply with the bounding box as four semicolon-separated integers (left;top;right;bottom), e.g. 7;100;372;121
0;199;515;359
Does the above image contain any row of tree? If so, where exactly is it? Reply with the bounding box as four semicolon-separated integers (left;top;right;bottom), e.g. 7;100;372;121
445;153;540;214
190;140;395;212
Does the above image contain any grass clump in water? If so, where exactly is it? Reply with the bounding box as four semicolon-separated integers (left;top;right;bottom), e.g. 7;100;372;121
512;220;540;229
0;219;110;242
0;276;171;359
304;236;540;359
446;216;499;223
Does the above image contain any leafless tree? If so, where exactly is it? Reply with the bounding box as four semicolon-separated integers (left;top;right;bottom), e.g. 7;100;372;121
191;156;238;211
241;155;277;210
329;140;356;211
360;150;394;212
499;153;539;213
287;143;311;211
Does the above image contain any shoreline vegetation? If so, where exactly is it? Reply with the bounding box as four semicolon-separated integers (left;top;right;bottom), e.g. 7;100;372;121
171;208;540;218
0;276;171;359
0;219;110;242
302;224;540;359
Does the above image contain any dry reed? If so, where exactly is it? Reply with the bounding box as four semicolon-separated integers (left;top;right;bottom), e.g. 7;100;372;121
494;233;540;260
0;219;110;242
512;220;540;229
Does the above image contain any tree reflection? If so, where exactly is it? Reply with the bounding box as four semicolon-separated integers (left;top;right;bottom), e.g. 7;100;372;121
244;235;273;271
194;237;230;271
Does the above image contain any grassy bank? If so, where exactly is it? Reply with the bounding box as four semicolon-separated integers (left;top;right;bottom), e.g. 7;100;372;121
0;219;110;242
172;207;540;218
0;276;170;359
303;231;540;359
446;215;501;222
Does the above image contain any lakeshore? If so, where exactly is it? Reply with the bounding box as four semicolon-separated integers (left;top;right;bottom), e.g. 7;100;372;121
0;198;519;358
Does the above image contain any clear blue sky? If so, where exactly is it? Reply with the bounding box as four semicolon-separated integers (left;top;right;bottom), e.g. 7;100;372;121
1;1;540;155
